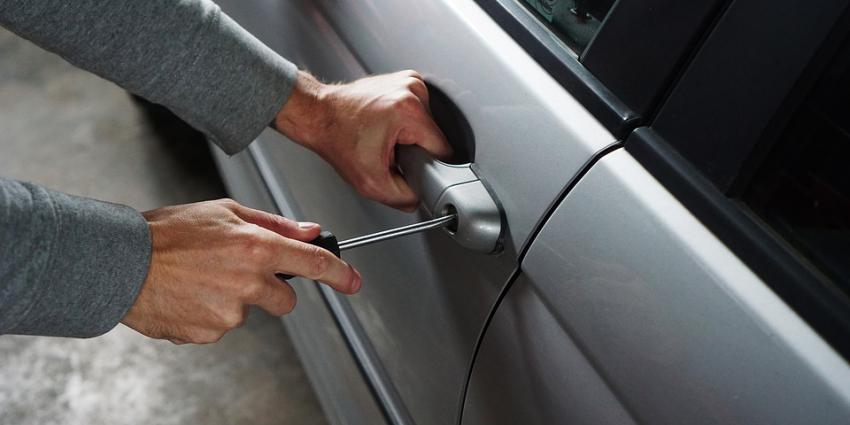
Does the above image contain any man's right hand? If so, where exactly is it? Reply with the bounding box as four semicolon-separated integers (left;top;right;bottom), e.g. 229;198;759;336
121;199;361;345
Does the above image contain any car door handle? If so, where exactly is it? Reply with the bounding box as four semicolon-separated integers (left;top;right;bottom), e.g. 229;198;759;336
397;145;503;254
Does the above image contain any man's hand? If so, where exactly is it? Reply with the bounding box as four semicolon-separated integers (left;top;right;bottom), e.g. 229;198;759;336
121;199;361;344
273;70;452;211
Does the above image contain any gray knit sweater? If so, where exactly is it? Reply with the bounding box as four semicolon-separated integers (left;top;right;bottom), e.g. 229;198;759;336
0;0;297;337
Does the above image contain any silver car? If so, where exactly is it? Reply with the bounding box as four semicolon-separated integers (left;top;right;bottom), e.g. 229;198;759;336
211;1;850;424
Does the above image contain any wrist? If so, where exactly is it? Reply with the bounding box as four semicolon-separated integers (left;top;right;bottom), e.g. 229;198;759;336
273;71;333;149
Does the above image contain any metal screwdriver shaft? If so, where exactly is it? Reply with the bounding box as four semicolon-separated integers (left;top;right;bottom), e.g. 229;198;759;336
338;214;457;251
276;214;457;280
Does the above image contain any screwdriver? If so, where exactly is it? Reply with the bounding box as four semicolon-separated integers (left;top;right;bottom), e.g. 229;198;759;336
276;214;457;280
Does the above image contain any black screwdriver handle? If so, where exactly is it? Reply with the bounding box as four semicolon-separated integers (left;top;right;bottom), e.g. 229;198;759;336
275;231;341;281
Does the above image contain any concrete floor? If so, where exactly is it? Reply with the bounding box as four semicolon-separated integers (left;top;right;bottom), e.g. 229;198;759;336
0;29;327;425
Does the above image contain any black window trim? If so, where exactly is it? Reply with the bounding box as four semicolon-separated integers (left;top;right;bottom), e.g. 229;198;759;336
645;0;850;193
473;0;728;138
473;0;637;137
628;0;850;359
627;128;850;360
581;0;732;120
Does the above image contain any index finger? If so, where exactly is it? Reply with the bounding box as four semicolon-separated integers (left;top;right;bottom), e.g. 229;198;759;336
271;236;362;294
398;110;453;161
228;202;322;242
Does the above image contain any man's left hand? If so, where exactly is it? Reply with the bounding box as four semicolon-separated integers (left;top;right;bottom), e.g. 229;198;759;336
273;70;453;212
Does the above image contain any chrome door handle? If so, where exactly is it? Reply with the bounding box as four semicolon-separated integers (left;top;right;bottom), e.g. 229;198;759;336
397;146;503;254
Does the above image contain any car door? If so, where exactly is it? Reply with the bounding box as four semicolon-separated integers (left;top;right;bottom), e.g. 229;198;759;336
463;0;850;423
211;1;618;424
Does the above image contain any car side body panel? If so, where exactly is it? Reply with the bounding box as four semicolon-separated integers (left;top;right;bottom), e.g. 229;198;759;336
464;148;850;424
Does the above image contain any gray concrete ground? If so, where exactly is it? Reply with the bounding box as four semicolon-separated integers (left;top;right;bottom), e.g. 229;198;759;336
0;29;327;425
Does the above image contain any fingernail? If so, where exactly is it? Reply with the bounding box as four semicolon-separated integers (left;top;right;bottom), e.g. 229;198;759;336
298;221;319;229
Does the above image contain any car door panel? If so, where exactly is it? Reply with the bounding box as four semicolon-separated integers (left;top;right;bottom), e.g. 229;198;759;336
462;272;637;425
212;3;395;424
316;0;614;251
209;146;388;425
216;5;513;422
216;1;615;424
464;148;850;424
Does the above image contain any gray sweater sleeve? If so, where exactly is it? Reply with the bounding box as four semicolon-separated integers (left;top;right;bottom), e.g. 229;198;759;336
0;179;151;337
0;0;298;154
0;1;299;337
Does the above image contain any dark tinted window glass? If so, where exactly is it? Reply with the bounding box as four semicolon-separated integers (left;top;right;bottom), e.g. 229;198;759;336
520;0;616;53
744;35;850;294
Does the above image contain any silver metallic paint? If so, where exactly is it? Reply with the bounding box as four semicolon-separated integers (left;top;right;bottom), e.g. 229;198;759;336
215;1;616;424
211;2;850;424
316;0;615;251
433;181;503;254
464;273;637;425
396;146;479;212
397;146;503;253
465;149;850;424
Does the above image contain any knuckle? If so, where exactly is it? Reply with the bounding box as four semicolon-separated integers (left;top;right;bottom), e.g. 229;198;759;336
221;311;246;329
406;77;426;92
184;329;211;344
307;246;330;278
237;229;270;260
239;280;264;300
364;175;386;194
397;93;421;110
218;198;239;209
219;209;243;226
355;176;380;198
194;330;225;344
280;293;297;315
388;92;419;114
205;334;225;344
273;214;296;229
401;69;421;79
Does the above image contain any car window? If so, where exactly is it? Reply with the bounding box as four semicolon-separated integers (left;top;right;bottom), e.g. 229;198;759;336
743;34;850;296
520;0;616;53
